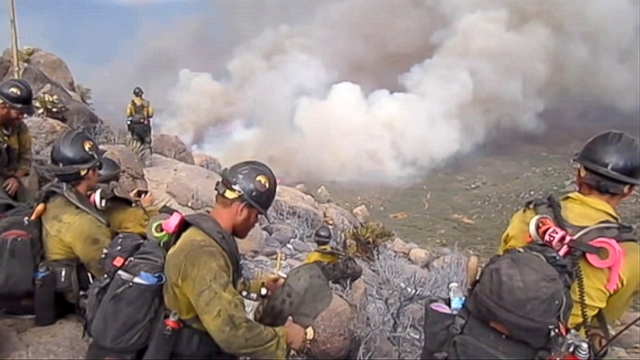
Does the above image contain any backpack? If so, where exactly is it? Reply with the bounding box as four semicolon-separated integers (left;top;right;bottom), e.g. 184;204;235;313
84;212;242;356
0;183;109;317
421;194;636;360
131;100;150;119
0;197;42;300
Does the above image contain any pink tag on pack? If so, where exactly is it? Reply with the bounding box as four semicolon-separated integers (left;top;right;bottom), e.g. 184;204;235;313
162;212;185;234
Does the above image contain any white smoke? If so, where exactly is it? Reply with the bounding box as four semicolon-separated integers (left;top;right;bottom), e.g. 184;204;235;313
156;0;639;182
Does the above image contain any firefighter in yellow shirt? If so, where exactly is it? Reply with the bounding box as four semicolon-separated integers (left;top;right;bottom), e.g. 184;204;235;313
126;86;154;120
125;87;153;153
498;130;639;348
0;79;36;204
163;160;307;359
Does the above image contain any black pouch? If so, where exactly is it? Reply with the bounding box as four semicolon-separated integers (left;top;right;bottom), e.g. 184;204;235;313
89;272;164;351
48;260;80;294
420;301;457;359
143;315;181;360
172;326;222;359
0;232;36;297
449;315;541;360
450;335;511;360
85;275;111;332
34;265;56;326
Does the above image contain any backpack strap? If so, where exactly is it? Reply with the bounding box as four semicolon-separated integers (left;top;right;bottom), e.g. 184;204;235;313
525;194;637;253
166;213;243;285
36;182;109;226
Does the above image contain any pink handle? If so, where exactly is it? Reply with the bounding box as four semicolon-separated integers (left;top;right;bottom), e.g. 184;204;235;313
162;212;185;234
585;238;623;292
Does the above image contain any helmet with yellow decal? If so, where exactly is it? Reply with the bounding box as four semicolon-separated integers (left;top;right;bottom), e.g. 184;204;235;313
49;129;105;183
215;160;278;215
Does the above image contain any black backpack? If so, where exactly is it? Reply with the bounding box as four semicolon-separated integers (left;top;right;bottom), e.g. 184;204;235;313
0;197;43;300
0;183;110;318
421;194;636;360
84;212;242;357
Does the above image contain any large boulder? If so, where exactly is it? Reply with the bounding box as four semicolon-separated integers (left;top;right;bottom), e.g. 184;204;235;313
152;134;195;164
266;186;325;241
101;145;147;192
193;152;222;173
3;64;102;130
0;57;10;79
3;47;75;91
308;293;357;359
25;117;70;157
144;155;219;211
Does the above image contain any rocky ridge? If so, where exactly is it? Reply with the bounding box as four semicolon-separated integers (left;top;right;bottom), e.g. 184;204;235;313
1;48;637;359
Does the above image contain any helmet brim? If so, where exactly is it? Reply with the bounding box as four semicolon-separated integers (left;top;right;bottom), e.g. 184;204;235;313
575;157;640;185
0;95;35;116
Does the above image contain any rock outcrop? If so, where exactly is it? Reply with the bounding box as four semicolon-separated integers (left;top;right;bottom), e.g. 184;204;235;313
193;152;222;173
152;134;195;165
3;47;76;92
101;145;148;192
0;56;101;130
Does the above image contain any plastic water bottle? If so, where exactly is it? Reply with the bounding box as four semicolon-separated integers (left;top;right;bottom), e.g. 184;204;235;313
448;282;465;314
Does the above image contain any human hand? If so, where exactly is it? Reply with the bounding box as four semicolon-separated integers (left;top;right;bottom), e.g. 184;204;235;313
283;317;306;351
129;188;155;208
4;177;20;196
264;274;285;296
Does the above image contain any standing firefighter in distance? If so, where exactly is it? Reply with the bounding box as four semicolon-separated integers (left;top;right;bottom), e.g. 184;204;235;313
162;160;307;359
304;225;363;285
0;79;36;203
499;130;640;354
125;86;153;152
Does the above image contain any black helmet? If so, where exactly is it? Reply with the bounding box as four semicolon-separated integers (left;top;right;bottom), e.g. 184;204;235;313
98;157;122;183
0;79;35;116
133;87;143;97
574;130;639;186
49;130;105;182
314;225;332;246
215;160;277;215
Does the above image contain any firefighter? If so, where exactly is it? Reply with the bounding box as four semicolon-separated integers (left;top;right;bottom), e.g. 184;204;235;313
498;130;639;351
163;160;307;358
304;225;363;285
126;87;154;121
304;225;340;264
0;79;36;203
42;131;155;291
125;86;153;149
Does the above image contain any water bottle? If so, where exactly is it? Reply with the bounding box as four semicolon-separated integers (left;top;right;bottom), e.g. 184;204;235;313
448;282;465;314
34;263;56;326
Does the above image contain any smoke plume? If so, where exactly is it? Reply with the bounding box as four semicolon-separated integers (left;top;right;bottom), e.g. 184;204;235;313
99;0;640;182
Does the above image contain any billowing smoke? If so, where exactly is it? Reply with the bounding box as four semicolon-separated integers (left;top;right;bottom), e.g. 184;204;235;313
119;0;640;182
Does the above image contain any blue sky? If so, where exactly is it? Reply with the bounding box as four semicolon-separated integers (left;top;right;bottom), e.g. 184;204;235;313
0;0;315;119
0;0;208;71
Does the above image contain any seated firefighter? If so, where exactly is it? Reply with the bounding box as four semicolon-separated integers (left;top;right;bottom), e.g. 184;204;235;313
420;130;640;360
125;86;153;147
39;130;156;317
0;79;37;205
498;130;640;355
160;160;308;359
304;225;363;285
